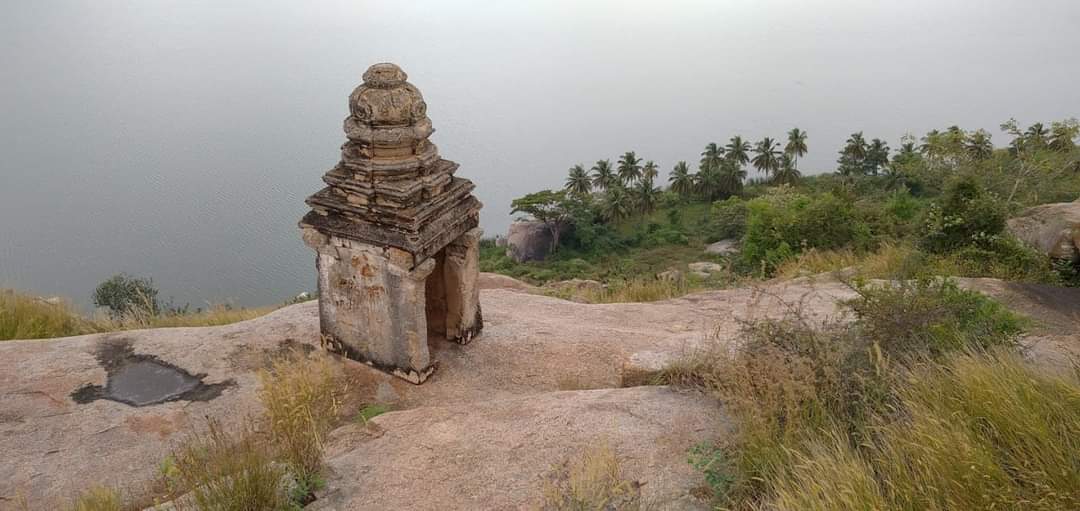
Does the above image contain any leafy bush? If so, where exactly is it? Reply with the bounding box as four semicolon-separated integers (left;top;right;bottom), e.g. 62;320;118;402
709;197;748;241
92;273;159;319
920;175;1007;253
740;190;873;275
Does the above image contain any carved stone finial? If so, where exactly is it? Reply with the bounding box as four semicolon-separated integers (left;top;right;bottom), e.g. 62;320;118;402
345;63;432;159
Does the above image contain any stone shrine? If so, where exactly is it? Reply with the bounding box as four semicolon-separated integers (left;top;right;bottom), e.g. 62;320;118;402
299;63;483;384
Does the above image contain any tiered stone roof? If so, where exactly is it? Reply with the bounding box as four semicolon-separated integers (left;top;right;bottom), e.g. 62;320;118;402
301;63;481;260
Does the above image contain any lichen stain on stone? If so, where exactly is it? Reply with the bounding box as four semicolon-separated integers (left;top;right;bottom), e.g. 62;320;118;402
70;338;235;407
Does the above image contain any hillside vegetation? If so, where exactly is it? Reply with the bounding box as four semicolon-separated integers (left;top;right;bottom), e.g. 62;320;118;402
487;120;1080;295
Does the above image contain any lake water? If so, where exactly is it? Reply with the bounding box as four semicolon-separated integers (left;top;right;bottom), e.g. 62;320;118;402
2;1;1079;309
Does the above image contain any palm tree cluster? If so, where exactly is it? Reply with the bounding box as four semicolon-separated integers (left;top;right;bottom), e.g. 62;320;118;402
563;151;661;221
837;132;890;177
562;129;809;223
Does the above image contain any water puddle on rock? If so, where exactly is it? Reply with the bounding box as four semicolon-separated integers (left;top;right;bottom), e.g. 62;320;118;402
72;338;235;407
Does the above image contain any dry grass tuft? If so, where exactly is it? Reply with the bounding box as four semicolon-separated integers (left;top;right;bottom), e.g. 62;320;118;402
66;487;123;511
258;353;345;487
167;418;291;511
541;443;648;511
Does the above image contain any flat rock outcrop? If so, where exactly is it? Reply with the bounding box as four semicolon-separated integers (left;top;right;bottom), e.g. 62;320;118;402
313;386;725;511
4;273;1079;509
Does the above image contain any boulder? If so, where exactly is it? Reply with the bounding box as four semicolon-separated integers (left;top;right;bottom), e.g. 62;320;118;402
506;221;553;262
704;239;738;256
477;272;534;292
688;262;725;279
1007;201;1080;262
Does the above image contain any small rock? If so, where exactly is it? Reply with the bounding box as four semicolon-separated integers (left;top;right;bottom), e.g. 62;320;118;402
704;240;738;256
657;269;684;282
687;262;724;276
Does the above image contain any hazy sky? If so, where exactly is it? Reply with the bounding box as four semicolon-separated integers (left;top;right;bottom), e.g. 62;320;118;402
2;0;1079;307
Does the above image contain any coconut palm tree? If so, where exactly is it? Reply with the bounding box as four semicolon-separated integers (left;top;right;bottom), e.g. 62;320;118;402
617;151;642;184
725;136;751;167
866;138;890;175
632;177;660;215
591;159;617;192
668;161;695;198
1025;122;1049;149
700;142;725;172
719;159;747;197
600;185;631;223
641;160;659;181
784;128;808;171
751;137;782;177
965;129;994;160
564;164;591;197
772;154;801;186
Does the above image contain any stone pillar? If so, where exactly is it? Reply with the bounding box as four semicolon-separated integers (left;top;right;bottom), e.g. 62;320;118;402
303;228;437;384
443;227;483;344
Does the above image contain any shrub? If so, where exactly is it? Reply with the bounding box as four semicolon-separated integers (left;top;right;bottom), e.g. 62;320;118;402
920;175;1007;253
92;273;159;319
845;277;1024;359
709;197;748;241
258;354;344;491
740;190;873;275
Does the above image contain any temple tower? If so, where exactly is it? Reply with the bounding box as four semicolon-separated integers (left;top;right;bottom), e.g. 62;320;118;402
299;63;483;384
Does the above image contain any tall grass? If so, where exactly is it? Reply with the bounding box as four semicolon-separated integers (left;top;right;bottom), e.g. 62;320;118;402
767;352;1080;511
167;419;291;511
66;487;123;511
0;290;95;340
0;288;277;341
660;277;1033;509
258;354;344;490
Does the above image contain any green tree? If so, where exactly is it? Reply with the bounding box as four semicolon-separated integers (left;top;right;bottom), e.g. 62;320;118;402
965;129;994;160
591;159;617;192
600;185;632;223
564;164;592;197
668;161;695;197
641;160;659;181
751;137;781;177
1024;122;1049;150
632;177;660;215
719;158;748;197
93;273;159;318
510;190;575;252
700;142;725;172
772;154;801;186
1048;119;1079;151
784;127;808;171
726;135;751;167
617;151;643;185
920;176;1006;254
866;138;890;175
838;132;869;177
